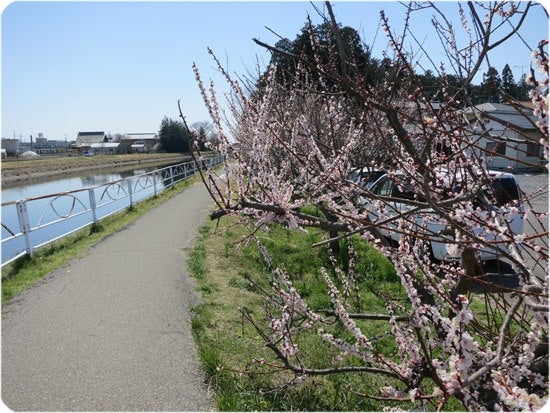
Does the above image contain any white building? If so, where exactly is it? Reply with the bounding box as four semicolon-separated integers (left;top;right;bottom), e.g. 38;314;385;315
121;133;159;153
464;102;545;171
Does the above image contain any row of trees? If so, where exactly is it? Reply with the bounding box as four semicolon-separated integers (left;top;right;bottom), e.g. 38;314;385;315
261;19;534;106
158;117;218;153
478;64;533;102
420;64;533;103
192;1;548;411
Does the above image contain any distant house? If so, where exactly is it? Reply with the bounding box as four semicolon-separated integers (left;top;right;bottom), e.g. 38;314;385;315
121;133;159;153
72;131;119;155
463;102;546;171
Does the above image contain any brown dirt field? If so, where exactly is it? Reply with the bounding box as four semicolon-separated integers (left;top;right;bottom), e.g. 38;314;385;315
1;154;190;186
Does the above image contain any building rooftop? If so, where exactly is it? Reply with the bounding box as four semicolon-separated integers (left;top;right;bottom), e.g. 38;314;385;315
467;103;538;131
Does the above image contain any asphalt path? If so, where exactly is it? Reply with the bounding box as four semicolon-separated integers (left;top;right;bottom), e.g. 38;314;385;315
2;181;216;411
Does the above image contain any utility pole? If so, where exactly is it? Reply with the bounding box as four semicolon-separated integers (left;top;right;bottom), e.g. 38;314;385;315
514;65;528;78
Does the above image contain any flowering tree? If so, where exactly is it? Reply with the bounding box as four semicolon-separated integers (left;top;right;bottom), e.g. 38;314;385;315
190;2;548;410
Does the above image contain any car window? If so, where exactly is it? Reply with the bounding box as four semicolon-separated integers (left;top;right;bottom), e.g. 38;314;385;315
350;170;384;187
391;178;426;201
371;176;424;201
370;176;390;195
469;177;521;208
380;180;394;196
392;182;418;200
367;171;385;183
490;178;520;206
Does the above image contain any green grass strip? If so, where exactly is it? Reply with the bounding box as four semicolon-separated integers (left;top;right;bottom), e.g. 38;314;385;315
187;216;425;411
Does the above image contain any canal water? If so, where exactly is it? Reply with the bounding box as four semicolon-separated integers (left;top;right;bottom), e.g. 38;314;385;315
1;163;181;264
2;166;158;203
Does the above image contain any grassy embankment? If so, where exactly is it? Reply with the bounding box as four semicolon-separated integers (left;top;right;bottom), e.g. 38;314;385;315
188;206;466;411
1;171;200;304
1;153;188;184
1;153;187;169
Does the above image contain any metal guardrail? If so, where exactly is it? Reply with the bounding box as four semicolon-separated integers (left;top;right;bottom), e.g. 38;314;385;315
1;155;224;267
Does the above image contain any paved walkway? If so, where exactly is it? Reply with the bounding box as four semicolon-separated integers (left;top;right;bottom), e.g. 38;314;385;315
2;181;216;411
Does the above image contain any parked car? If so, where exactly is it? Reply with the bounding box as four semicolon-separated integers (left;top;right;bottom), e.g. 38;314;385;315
362;170;524;262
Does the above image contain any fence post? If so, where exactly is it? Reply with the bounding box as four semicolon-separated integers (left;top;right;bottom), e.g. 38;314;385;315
16;200;33;258
88;188;98;224
127;179;134;208
153;173;158;197
170;166;175;187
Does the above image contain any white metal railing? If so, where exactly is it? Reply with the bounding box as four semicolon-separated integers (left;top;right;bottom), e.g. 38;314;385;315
1;155;224;267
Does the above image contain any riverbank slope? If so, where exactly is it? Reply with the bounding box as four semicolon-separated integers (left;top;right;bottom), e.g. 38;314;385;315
1;153;189;185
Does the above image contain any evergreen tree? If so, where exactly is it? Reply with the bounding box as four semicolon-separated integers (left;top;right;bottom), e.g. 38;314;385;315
266;21;378;89
501;64;515;97
479;67;502;102
158;117;190;153
419;70;438;98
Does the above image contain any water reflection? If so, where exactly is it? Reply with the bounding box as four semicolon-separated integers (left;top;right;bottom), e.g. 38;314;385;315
2;165;166;204
1;163;177;263
80;173;125;187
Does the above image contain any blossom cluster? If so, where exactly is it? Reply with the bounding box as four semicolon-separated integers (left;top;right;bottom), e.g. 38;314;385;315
192;3;548;411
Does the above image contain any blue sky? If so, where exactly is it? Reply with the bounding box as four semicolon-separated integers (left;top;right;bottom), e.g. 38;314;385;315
2;1;548;142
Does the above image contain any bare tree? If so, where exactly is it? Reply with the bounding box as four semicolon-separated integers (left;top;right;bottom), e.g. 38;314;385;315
191;2;548;410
